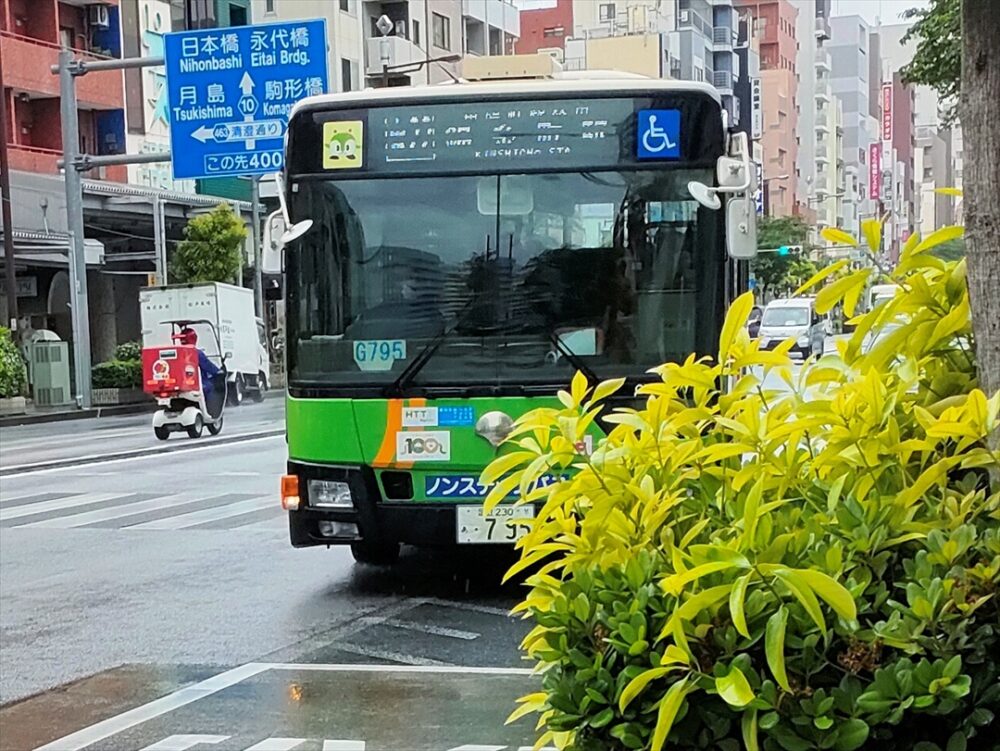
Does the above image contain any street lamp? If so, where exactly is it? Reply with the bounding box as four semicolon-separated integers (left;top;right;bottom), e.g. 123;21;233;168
375;14;461;88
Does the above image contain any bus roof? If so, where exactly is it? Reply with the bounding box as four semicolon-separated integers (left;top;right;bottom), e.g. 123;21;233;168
290;74;721;120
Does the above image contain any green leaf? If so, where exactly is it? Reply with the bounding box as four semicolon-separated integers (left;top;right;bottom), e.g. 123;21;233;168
815;269;871;316
912;225;964;255
618;666;678;712
793;259;849;296
820;227;858;247
729;572;753;638
742;708;760;751
741;478;765;549
657;585;732;641
590;706;615;729
833;719;869;751
715;665;755;708
661;561;741;596
946;732;967;751
794;569;857;621
774;569;826;633
720;291;755;363
590;377;626;405
765;606;792;692
861;218;884;256
650;676;691;751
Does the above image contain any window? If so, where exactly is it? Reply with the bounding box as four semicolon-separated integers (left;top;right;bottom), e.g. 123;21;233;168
265;0;274;13
599;3;616;21
341;58;353;92
60;26;75;49
412;19;421;46
432;12;450;50
339;0;351;12
228;3;247;25
543;26;565;37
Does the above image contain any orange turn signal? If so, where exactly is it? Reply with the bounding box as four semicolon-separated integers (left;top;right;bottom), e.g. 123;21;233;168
281;474;300;510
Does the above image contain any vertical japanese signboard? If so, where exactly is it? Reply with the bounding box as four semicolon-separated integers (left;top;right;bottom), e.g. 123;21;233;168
869;143;882;201
881;82;893;142
163;19;328;180
750;78;763;140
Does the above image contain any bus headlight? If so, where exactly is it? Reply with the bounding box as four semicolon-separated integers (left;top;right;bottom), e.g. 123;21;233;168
309;479;353;508
797;336;810;347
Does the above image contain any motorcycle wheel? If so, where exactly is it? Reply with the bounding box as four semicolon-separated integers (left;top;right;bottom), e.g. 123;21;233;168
154;426;170;441
207;416;223;436
186;414;204;439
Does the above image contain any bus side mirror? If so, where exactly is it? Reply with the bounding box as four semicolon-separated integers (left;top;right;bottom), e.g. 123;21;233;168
727;193;757;260
263;210;286;274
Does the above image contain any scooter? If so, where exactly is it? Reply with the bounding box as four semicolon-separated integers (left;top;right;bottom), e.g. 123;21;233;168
142;319;228;440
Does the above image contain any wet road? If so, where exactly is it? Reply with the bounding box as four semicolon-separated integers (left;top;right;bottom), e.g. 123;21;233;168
0;398;285;472
0;430;535;750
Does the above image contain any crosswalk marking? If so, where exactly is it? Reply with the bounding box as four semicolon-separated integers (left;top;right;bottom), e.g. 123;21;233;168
20;493;218;529
0;489;283;531
128;496;275;530
0;492;128;521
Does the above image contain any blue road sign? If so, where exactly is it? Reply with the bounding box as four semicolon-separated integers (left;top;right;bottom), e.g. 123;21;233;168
636;109;681;160
163;19;328;180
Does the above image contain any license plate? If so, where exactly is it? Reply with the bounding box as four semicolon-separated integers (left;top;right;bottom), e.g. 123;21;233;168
456;505;534;544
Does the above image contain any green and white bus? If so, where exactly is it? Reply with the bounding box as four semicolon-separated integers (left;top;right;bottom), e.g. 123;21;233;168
274;64;757;563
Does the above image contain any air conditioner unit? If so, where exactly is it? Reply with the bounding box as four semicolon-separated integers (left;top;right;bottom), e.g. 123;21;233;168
88;4;110;29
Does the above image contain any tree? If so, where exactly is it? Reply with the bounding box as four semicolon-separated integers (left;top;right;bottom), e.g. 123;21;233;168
171;203;247;285
961;0;1000;402
901;0;961;123
750;215;812;299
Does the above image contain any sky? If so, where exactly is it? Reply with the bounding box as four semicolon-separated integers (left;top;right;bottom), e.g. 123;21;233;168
514;0;932;27
830;0;929;26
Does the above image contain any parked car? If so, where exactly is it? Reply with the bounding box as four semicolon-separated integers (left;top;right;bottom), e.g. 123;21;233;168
757;297;827;358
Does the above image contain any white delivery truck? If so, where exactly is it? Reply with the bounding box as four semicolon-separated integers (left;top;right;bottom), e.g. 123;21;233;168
140;282;269;405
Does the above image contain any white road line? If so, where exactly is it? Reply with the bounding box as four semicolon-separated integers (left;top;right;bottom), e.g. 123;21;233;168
127;496;274;530
35;662;536;751
332;643;454;667
267;663;534;676
139;735;229;751
323;743;366;751
34;662;269;751
4;432;282;477
380;618;481;641
425;598;513;618
0;493;128;521
245;739;309;751
19;493;214;529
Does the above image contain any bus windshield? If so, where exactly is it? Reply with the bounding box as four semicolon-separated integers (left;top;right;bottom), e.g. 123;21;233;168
287;169;724;390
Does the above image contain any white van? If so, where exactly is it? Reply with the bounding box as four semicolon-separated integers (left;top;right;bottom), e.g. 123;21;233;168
866;283;901;312
758;297;827;358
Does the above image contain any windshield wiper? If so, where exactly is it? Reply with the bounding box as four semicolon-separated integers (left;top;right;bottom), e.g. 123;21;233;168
548;331;600;386
387;297;479;397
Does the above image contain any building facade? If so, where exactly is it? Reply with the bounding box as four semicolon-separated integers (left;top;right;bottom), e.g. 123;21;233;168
514;0;571;55
828;14;878;237
735;0;799;217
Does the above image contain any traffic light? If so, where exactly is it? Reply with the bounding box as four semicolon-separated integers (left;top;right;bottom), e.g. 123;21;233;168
778;245;789;256
777;245;803;256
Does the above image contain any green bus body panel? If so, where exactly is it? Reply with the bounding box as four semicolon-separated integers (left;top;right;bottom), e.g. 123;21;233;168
286;394;599;503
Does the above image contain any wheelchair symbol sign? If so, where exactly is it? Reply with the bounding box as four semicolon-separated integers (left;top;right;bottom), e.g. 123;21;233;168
636;109;681;160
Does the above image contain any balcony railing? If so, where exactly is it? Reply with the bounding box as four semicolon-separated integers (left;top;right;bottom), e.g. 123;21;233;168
712;26;736;47
0;31;123;110
6;143;62;175
712;70;734;91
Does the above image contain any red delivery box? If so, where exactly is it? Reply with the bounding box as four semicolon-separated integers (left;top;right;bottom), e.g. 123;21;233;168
142;345;200;395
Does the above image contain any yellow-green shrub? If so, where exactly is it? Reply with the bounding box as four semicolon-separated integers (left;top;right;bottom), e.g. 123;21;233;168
486;219;999;751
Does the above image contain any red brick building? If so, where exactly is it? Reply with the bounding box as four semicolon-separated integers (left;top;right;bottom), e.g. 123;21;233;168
514;0;573;55
1;0;126;180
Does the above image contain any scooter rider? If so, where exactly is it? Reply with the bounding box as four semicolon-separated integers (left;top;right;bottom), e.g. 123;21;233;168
176;327;220;397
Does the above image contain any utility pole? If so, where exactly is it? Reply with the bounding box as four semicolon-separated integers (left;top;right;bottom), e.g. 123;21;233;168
251;177;263;317
0;49;18;330
58;49;93;409
53;51;168;410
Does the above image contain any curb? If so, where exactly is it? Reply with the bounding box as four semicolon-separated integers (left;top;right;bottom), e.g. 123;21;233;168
0;389;283;429
0;402;152;428
0;428;285;477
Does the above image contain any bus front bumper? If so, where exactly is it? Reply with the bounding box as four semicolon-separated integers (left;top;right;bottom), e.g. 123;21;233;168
286;460;495;549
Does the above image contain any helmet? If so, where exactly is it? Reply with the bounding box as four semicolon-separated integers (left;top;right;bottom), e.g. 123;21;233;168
174;327;198;346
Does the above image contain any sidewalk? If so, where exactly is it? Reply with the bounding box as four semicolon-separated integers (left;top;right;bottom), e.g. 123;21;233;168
0;400;152;429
